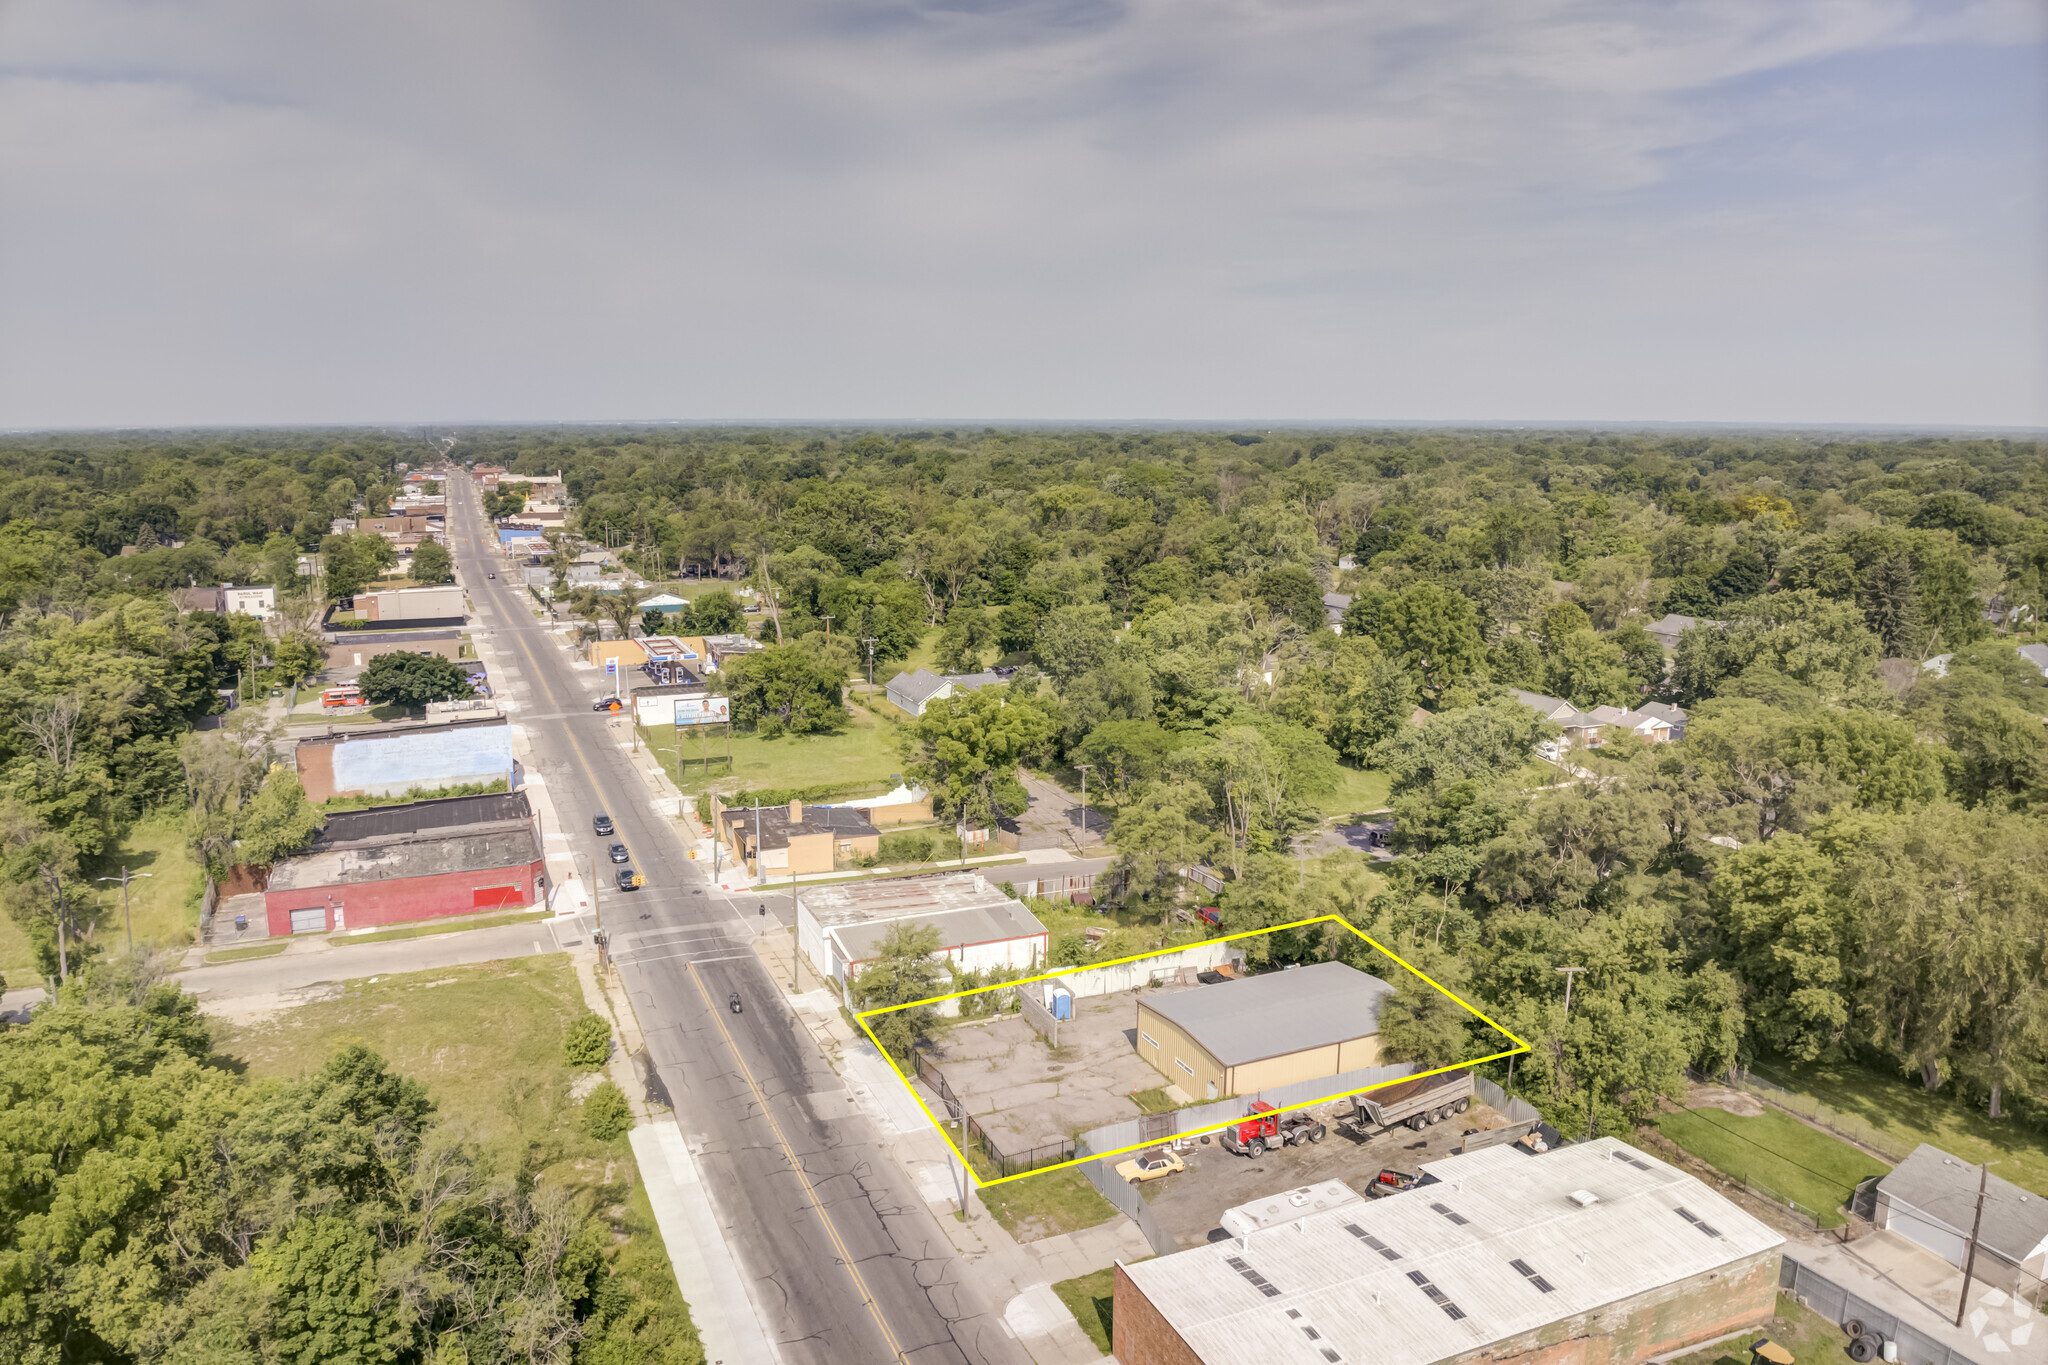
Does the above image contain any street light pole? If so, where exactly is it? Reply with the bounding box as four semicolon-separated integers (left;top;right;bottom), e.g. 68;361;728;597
97;867;154;953
860;637;877;689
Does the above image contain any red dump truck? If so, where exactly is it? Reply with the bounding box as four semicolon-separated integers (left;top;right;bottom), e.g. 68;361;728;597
1219;1102;1327;1157
1337;1070;1474;1139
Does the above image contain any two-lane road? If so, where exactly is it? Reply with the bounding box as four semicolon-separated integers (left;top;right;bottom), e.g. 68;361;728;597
447;478;1024;1365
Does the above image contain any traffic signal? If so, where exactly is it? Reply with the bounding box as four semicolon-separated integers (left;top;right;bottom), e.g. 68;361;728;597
631;874;645;888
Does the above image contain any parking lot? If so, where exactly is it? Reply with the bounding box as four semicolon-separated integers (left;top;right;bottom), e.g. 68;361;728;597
919;982;1200;1153
1132;1095;1519;1246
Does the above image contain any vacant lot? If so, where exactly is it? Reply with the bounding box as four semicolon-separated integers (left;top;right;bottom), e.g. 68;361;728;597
1655;1106;1889;1228
217;955;702;1358
1053;1267;1119;1353
647;697;906;794
1754;1057;2048;1197
1663;1293;1846;1365
974;1164;1120;1243
1319;764;1392;816
1;811;208;977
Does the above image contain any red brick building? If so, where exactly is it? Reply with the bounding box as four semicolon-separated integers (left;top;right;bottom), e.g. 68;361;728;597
263;792;545;936
1114;1137;1781;1365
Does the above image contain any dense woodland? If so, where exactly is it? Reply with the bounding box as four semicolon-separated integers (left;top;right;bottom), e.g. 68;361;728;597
1;424;2045;1359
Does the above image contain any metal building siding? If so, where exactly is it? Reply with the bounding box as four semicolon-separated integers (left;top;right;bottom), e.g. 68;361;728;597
329;722;513;795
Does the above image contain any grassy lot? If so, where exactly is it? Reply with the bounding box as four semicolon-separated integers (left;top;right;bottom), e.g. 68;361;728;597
970;1162;1120;1243
4;813;209;977
646;697;908;794
336;907;551;945
217;956;702;1357
1664;1293;1847;1365
875;627;943;689
1753;1057;2048;1196
1319;764;1392;816
1052;1266;1127;1355
1131;1088;1175;1115
205;942;289;964
1655;1106;1889;1227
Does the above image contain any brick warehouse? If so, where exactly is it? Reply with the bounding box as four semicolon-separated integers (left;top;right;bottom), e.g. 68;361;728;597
1114;1137;1782;1365
263;791;545;935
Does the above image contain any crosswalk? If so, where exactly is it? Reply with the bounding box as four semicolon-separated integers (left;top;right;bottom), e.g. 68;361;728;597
602;920;758;967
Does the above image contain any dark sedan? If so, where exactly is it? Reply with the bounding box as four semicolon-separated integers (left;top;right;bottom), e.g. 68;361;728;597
592;814;613;836
616;868;643;891
607;842;630;864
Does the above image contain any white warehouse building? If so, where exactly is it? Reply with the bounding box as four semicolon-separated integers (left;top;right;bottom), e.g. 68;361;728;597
796;871;1048;996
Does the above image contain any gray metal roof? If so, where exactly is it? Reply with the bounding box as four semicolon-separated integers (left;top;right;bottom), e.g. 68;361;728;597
312;790;531;849
1880;1145;2048;1266
1119;1137;1783;1365
1141;961;1394;1068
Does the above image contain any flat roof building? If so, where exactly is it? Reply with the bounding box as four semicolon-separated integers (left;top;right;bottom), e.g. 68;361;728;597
1136;960;1394;1101
796;870;1048;987
1115;1137;1784;1365
716;797;881;880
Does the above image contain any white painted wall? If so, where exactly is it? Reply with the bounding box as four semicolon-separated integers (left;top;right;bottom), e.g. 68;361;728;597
1044;939;1241;1003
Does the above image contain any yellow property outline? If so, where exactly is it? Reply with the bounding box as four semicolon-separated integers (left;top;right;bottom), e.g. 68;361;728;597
854;913;1530;1188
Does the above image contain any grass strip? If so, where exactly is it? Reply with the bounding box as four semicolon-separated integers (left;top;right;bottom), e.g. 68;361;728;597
336;908;551;945
205;942;290;963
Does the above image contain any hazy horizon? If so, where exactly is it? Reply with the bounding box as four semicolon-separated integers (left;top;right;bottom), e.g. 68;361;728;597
2;1;2042;429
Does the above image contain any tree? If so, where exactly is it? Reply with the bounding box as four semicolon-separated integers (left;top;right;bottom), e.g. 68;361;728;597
1373;943;1481;1068
1709;835;1851;1062
1572;554;1653;630
356;652;476;709
252;1214;411;1365
1370;699;1553;797
680;590;745;635
318;532;395;601
639;608;669;638
1110;779;1222;906
719;642;847;735
1074;719;1183;801
408;539;453;585
1380;583;1485;696
1254;564;1326;631
581;1080;633;1140
901;688;1055;831
854;922;948;1058
234;769;325;866
1541;630;1638;709
1324;637;1416;764
562;1011;613;1068
933;609;996;674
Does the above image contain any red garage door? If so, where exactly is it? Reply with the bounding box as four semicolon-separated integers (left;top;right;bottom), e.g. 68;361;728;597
473;884;523;908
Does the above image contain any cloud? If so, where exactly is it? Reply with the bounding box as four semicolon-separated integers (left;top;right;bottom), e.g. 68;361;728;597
0;0;2039;426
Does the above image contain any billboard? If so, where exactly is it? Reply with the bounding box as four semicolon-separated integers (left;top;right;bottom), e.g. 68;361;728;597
634;691;731;728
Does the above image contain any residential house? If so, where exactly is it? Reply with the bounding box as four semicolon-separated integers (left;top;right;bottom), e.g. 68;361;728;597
1509;688;1686;759
1642;612;1718;652
887;667;1008;717
1322;591;1351;632
713;797;880;880
2020;643;2048;678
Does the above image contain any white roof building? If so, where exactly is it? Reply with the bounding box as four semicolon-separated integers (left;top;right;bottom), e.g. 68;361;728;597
796;870;1047;989
1116;1137;1783;1365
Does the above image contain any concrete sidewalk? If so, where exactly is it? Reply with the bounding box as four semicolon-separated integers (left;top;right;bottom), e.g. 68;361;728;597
629;1120;781;1365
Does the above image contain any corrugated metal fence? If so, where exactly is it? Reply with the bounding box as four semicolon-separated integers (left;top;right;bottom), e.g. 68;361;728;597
1075;1131;1181;1258
1781;1254;1984;1365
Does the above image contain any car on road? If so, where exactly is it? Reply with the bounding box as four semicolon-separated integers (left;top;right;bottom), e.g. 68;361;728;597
593;814;614;836
616;868;643;891
487;571;495;579
607;842;630;863
1115;1148;1186;1184
593;697;624;712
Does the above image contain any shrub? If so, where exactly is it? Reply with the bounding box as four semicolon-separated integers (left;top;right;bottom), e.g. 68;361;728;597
582;1080;633;1141
562;1011;613;1068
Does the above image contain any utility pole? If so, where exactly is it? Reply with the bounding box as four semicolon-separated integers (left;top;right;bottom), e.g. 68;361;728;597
821;613;833;638
860;637;877;689
1556;965;1586;1013
97;867;155;953
1954;1158;2002;1327
1075;764;1093;846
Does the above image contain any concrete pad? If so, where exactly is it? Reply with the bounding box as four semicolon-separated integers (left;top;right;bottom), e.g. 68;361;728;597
1005;1283;1106;1365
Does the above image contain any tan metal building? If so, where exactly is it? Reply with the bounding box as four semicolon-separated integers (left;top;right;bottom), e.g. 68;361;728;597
1135;961;1393;1101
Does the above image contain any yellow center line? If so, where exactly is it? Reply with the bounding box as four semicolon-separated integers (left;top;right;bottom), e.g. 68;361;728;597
688;959;910;1365
468;496;905;1360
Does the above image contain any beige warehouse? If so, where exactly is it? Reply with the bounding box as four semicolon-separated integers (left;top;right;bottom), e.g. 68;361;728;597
1134;961;1394;1101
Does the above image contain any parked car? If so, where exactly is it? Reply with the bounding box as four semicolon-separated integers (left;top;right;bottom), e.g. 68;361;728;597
1115;1148;1186;1184
1195;906;1222;925
593;697;623;712
593;814;614;836
616;868;643;891
607;843;630;864
1363;1168;1421;1199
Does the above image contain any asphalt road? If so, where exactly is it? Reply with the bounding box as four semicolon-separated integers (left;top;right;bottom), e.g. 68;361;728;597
450;479;1024;1365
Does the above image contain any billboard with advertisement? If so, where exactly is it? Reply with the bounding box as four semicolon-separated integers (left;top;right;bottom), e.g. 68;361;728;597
634;690;730;728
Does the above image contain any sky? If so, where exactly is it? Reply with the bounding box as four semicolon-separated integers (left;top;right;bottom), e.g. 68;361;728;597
0;0;2042;430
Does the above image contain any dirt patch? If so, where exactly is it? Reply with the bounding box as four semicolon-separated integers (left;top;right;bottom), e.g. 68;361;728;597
1686;1083;1765;1117
196;981;345;1027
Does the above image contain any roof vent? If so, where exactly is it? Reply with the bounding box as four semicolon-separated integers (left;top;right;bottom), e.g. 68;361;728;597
1568;1189;1599;1208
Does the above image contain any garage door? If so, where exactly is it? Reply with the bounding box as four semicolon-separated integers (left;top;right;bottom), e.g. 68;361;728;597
288;906;327;934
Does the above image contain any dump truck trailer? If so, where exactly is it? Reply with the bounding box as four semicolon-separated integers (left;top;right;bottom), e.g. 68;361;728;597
1338;1071;1474;1138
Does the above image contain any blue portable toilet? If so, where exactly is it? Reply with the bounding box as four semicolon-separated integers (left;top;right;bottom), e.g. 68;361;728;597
1051;986;1074;1021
